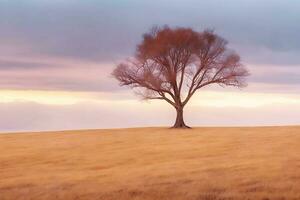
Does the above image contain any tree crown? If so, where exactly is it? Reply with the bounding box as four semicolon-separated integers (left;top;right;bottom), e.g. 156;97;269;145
113;26;249;108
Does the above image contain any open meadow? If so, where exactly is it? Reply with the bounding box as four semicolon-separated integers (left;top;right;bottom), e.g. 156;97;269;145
0;126;300;200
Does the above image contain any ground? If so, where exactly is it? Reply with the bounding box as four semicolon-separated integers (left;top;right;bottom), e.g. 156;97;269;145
0;126;300;200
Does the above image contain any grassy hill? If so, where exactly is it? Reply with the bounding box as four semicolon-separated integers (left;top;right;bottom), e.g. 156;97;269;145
0;126;300;200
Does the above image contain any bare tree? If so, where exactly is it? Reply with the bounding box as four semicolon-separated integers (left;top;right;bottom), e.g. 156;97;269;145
112;26;249;128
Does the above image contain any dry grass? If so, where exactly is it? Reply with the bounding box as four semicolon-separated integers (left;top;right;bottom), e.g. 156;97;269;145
0;126;300;200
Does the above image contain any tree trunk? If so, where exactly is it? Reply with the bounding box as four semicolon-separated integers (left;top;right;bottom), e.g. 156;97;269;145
172;106;190;128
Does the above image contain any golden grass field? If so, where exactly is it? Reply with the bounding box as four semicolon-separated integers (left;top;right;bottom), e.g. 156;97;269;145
0;126;300;200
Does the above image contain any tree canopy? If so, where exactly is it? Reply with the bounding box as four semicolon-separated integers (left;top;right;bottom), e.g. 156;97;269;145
113;26;249;128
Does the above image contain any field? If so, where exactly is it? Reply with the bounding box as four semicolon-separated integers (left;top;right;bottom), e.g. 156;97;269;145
0;126;300;200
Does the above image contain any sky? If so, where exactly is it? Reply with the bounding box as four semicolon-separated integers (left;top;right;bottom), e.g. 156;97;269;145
0;0;299;132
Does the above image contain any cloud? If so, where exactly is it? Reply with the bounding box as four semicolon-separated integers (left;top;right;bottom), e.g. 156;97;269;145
247;64;300;86
0;55;121;91
0;98;299;132
1;0;300;63
0;60;53;70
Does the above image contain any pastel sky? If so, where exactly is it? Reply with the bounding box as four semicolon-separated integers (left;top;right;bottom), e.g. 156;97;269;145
0;0;300;132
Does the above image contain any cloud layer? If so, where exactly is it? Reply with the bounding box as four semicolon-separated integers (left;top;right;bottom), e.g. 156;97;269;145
0;0;300;92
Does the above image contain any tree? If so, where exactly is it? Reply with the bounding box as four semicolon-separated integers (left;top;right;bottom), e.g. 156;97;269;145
112;26;249;128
